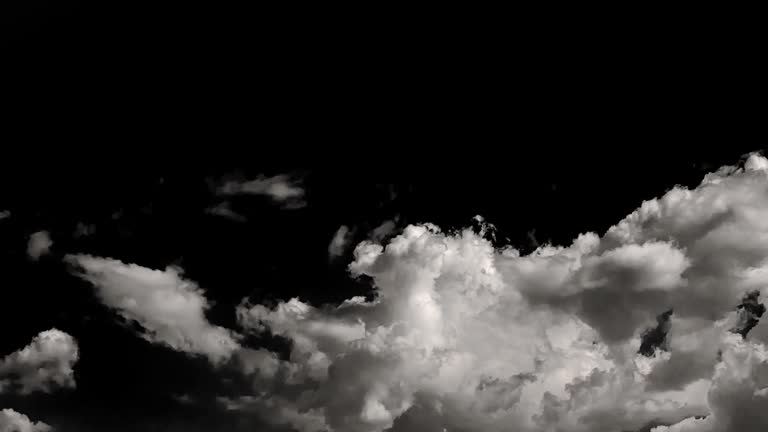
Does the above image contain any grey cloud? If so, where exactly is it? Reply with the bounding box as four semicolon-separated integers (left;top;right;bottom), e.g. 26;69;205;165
217;174;306;208
27;231;52;260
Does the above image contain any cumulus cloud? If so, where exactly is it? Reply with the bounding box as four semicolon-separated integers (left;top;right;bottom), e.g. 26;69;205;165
27;231;52;260
217;174;306;208
67;255;240;364
0;409;52;432
328;225;352;259
0;329;78;395
228;152;768;431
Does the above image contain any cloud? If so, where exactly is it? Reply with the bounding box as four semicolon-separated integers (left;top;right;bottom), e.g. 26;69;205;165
67;255;240;364
206;202;247;222
226;152;768;431
72;223;96;238
27;231;52;260
328;225;352;259
217;174;306;208
370;219;397;243
0;329;78;395
0;409;52;432
0;210;10;221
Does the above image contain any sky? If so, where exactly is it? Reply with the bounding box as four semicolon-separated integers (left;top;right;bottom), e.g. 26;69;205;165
2;148;768;432
3;4;767;432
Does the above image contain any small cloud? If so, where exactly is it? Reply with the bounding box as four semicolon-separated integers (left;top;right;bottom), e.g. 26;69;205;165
173;393;195;405
27;231;53;260
207;202;247;222
73;222;96;238
370;218;398;243
216;174;306;208
328;225;352;259
0;210;10;221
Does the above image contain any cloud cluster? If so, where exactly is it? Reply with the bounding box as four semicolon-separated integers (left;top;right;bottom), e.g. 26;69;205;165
67;255;240;365
228;153;768;431
0;409;51;432
0;329;79;395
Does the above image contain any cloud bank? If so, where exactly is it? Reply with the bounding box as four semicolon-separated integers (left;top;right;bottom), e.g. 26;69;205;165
228;153;768;432
67;255;240;365
0;329;78;395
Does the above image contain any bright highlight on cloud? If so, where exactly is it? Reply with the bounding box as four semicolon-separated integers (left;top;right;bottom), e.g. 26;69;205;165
0;409;52;432
229;153;768;432
67;255;240;365
0;329;79;395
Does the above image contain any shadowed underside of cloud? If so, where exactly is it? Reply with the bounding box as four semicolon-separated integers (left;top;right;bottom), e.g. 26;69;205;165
222;153;768;432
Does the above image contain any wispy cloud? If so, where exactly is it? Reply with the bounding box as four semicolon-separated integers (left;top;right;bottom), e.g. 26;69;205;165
328;225;353;259
216;174;306;208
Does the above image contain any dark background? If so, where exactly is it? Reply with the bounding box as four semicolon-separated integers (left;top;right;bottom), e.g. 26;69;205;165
2;2;765;430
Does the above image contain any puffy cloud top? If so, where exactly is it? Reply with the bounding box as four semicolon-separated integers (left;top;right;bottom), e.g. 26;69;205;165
67;255;240;365
0;329;78;395
0;409;52;432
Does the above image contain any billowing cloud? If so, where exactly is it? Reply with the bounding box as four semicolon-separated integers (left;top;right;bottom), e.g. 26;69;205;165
0;409;52;432
217;174;306;208
228;152;768;431
0;329;78;395
67;255;240;364
328;225;352;259
27;231;52;260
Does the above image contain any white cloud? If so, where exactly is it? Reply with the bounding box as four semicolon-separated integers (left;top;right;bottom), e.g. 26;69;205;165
0;210;10;221
0;329;78;395
27;231;52;260
0;409;52;432
328;225;352;259
217;174;305;208
67;255;240;365
226;153;768;431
